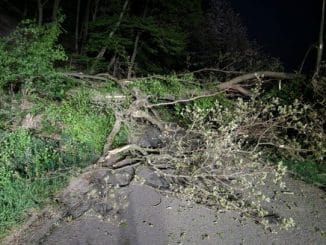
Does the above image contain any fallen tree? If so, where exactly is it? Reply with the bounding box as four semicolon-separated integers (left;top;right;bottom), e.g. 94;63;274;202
64;70;302;97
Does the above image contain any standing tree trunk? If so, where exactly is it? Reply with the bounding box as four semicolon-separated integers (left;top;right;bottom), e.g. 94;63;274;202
95;0;129;59
52;0;61;21
127;2;148;79
107;53;117;71
92;0;100;21
315;0;325;77
37;0;43;25
75;0;81;53
127;33;141;79
37;0;49;25
80;0;92;54
90;0;129;74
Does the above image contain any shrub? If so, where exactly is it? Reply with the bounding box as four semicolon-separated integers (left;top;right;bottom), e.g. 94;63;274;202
0;129;60;179
0;19;67;97
0;129;66;236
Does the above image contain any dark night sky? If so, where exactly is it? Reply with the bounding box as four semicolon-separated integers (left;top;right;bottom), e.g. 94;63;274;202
230;0;322;71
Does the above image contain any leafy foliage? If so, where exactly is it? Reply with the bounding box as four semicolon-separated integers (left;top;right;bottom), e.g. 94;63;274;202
87;0;201;75
0;19;67;97
0;89;115;237
130;74;200;99
281;159;326;186
43;89;114;155
0;129;65;236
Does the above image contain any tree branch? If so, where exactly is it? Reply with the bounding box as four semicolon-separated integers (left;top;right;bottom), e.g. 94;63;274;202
147;91;224;108
218;71;300;96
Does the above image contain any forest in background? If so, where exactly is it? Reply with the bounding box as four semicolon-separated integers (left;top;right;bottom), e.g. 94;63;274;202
0;0;325;238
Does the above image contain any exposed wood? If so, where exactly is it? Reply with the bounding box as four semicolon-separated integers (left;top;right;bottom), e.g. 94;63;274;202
104;144;149;159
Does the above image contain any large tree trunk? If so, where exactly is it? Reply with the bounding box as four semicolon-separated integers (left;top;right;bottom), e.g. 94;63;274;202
51;0;61;21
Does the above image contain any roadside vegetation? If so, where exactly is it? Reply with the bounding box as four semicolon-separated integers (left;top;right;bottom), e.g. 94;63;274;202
0;0;325;238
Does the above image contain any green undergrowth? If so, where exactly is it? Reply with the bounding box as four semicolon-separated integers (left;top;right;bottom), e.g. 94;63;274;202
0;88;116;238
0;129;66;237
281;159;326;187
43;89;114;155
